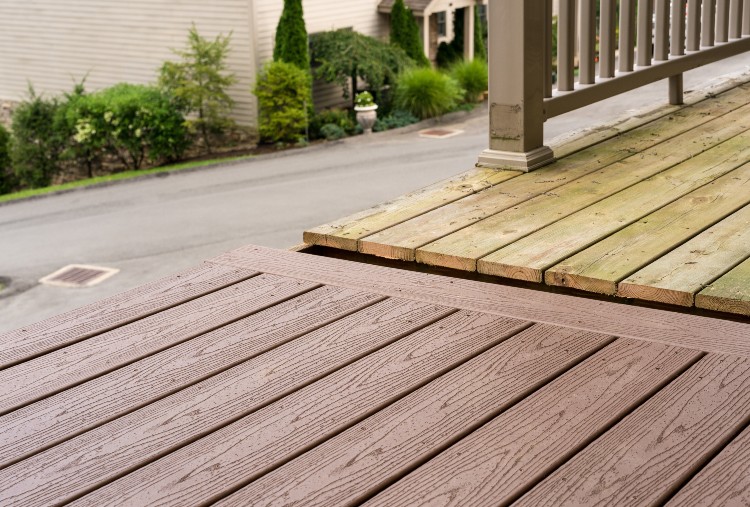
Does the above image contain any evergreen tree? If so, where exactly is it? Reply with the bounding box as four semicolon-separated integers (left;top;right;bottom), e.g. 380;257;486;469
390;0;430;66
474;4;487;61
273;0;310;71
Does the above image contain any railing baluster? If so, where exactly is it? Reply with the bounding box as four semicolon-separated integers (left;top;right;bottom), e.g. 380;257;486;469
545;0;553;98
672;0;687;55
702;0;717;46
688;0;703;50
655;0;670;60
580;0;596;83
637;0;655;66
744;0;750;34
600;0;617;77
620;0;638;71
729;0;744;37
558;0;577;91
717;0;731;41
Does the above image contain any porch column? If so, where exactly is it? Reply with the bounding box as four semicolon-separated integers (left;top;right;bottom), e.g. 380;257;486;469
463;4;475;60
422;14;431;62
477;0;554;172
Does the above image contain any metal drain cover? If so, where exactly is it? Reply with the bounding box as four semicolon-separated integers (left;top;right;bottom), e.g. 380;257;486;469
39;264;119;288
418;128;464;139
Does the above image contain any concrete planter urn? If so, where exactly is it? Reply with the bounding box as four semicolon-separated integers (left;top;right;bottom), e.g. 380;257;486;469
354;91;378;134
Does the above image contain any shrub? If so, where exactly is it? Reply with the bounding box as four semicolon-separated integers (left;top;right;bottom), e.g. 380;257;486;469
310;108;355;139
10;88;68;188
474;5;488;61
354;91;375;108
450;59;488;102
390;0;430;67
319;123;347;140
254;61;311;144
273;0;310;71
372;109;418;132
436;41;462;69
71;84;189;170
0;123;15;194
394;68;464;119
310;29;413;106
160;24;237;153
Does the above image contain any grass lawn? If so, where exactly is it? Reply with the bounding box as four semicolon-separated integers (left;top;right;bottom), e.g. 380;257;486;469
0;155;253;205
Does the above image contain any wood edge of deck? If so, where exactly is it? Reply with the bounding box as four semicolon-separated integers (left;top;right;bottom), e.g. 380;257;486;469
617;282;695;307
543;269;619;296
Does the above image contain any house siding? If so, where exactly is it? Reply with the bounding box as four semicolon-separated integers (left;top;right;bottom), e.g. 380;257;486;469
0;0;258;126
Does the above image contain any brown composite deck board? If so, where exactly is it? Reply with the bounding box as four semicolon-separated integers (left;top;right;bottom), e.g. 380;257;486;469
0;262;256;370
0;298;457;506
209;245;750;356
0;274;319;415
366;339;702;507
0;286;383;469
667;424;750;506
514;353;750;507
69;311;532;507
140;325;611;507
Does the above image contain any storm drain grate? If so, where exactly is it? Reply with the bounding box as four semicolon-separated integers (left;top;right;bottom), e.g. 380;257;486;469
39;264;119;288
418;128;464;139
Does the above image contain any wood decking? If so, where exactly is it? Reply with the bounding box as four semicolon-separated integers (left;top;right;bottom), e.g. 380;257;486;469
305;78;750;316
1;245;749;506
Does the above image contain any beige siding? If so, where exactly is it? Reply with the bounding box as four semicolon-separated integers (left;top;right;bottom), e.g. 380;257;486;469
0;0;258;126
254;0;388;109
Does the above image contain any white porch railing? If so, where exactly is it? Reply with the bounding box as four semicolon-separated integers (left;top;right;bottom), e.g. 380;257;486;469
479;0;750;172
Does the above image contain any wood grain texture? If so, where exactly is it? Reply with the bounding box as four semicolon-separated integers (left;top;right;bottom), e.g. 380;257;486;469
359;88;750;262
514;353;750;507
618;204;750;306
211;325;612;507
666;424;750;507
0;262;256;370
0;274;318;416
545;162;750;295
415;103;750;272
0;298;454;506
209;245;750;356
302;167;520;251
366;339;701;507
0;286;383;469
478;133;750;283
70;311;532;507
696;257;750;316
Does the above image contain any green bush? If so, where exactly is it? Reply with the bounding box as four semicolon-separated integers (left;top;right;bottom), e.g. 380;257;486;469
160;24;237;153
474;5;488;62
390;0;430;67
0;123;15;194
450;59;488;102
10;89;68;188
70;83;189;170
310;108;355;139
373;109;418;132
254;61;311;144
394;68;464;119
436;41;462;69
274;0;310;71
319;123;347;140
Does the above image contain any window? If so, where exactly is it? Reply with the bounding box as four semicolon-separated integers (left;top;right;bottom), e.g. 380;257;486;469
478;5;487;26
437;11;447;37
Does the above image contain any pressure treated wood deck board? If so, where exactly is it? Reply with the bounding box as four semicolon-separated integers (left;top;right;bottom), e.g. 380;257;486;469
0;298;455;506
514;353;750;507
415;103;750;272
70;314;538;507
4;246;750;507
365;339;701;507
478;134;750;282
696;257;750;316
0;262;256;370
618;204;750;306
0;286;383;469
358;87;750;261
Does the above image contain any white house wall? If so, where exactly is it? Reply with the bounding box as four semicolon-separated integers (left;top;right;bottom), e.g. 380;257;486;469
0;0;258;126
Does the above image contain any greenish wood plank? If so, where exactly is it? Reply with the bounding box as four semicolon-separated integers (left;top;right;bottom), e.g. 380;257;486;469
696;258;750;316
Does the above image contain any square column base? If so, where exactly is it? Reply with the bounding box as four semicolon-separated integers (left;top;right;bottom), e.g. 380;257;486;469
476;146;555;172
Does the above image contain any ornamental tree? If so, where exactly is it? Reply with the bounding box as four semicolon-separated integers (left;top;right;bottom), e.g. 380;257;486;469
273;0;310;71
390;0;430;66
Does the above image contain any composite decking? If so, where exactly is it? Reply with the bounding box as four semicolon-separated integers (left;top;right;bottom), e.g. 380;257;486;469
1;245;750;506
305;77;750;317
